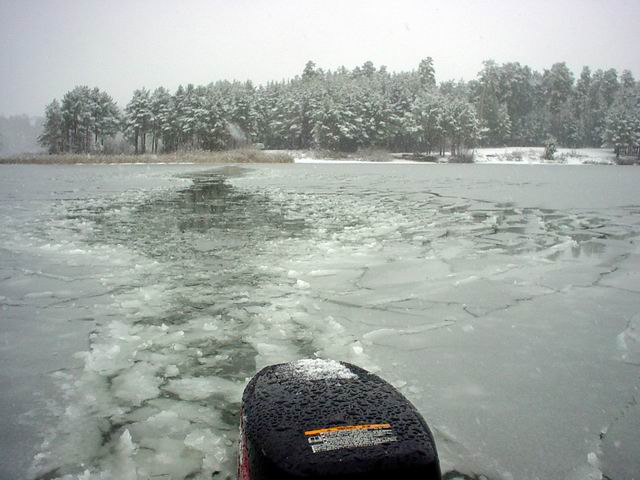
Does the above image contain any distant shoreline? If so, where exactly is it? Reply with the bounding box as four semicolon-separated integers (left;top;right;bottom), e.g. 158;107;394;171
0;147;633;165
0;149;293;165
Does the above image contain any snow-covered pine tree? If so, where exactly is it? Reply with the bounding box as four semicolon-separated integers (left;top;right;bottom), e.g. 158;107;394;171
60;86;95;153
150;87;172;153
124;88;152;154
91;89;120;151
418;58;436;90
39;99;64;153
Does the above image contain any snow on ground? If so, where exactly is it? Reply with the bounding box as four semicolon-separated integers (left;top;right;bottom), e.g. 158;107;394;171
295;156;422;165
1;163;639;480
290;147;617;165
473;147;616;165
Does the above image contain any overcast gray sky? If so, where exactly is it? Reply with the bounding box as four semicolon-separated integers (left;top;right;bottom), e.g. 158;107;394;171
1;0;639;116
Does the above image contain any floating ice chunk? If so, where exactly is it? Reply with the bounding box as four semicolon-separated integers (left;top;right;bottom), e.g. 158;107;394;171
251;341;300;370
112;362;161;406
131;410;191;439
147;398;223;427
362;323;455;346
363;328;397;343
281;358;357;380
107;320;140;342
135;436;203;479
184;427;229;472
564;462;603;480
75;469;97;480
455;275;479;286
165;364;180;377
616;315;640;363
111;430;138;480
184;428;219;452
118;429;137;453
393;379;408;389
80;344;129;375
164;376;244;401
296;279;310;289
587;452;600;469
24;291;56;299
310;269;339;277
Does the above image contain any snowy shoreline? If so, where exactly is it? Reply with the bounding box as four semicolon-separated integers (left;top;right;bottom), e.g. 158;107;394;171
0;147;623;166
290;147;619;165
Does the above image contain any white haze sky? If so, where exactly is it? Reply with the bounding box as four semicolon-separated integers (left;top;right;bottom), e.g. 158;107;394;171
1;0;639;116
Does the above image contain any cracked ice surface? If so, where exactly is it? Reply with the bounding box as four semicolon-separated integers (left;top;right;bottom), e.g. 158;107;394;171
1;164;640;480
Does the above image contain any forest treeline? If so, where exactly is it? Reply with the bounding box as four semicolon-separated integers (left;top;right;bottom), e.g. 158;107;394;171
39;59;640;157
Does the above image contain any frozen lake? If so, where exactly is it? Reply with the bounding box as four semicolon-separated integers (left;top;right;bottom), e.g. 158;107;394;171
1;163;639;480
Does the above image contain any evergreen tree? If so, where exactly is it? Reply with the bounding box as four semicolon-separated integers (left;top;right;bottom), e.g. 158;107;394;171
60;86;95;153
574;66;593;145
585;69;620;146
124;88;152;154
418;57;436;89
150;87;172;153
474;61;511;145
39;99;64;153
603;80;640;159
302;60;318;81
412;92;444;154
602;105;638;158
91;89;120;151
542;62;575;144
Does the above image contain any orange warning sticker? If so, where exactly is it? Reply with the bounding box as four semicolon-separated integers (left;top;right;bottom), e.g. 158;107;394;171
304;423;397;453
304;423;392;436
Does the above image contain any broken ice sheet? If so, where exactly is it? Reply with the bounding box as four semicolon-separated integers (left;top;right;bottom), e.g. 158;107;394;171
1;164;638;480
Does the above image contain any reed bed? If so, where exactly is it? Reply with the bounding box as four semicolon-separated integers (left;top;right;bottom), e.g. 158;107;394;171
0;149;293;165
